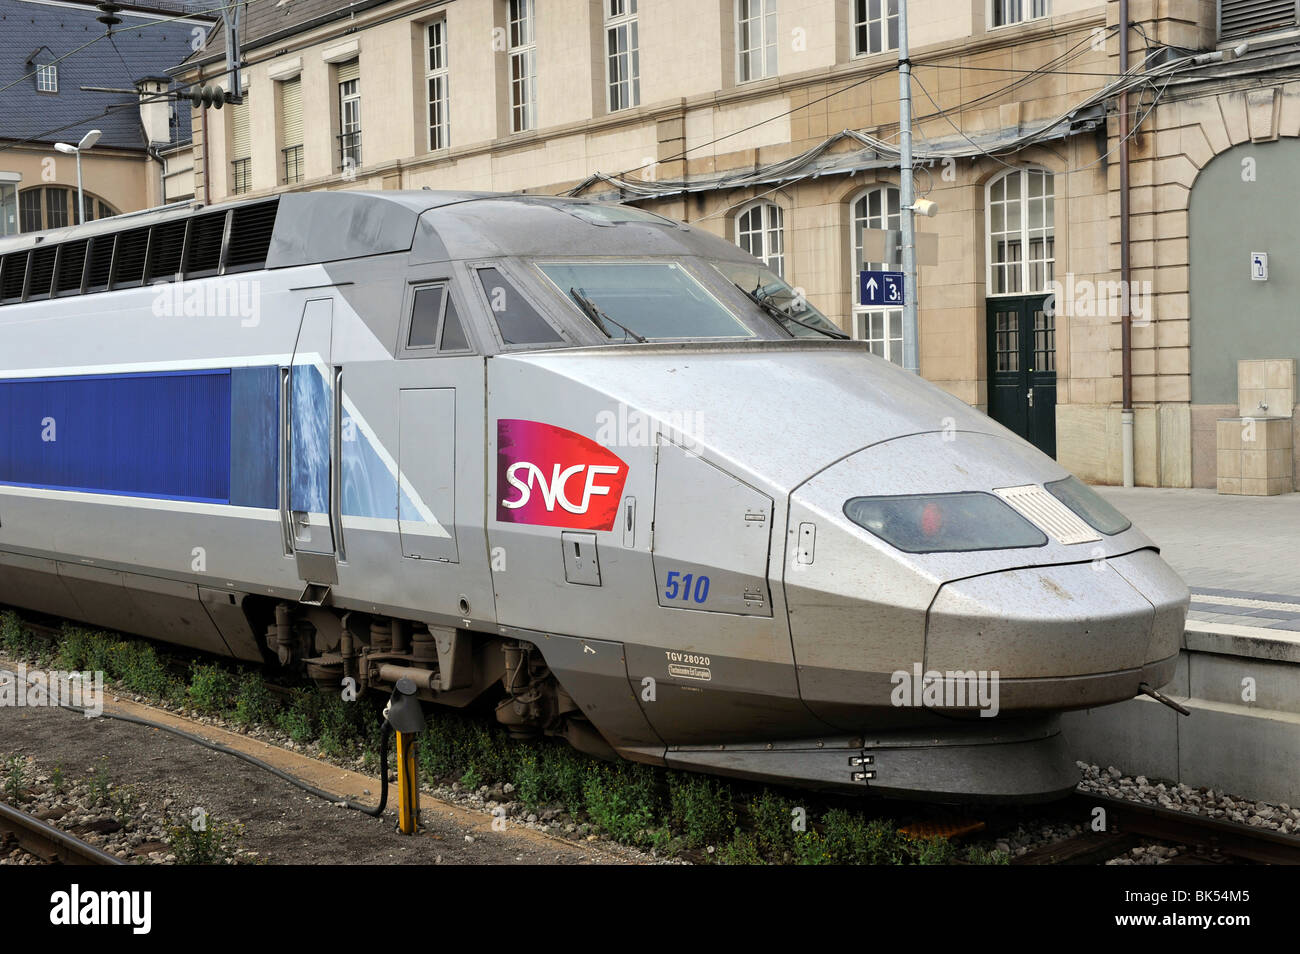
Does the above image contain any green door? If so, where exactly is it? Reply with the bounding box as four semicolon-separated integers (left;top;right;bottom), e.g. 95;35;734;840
986;296;1055;458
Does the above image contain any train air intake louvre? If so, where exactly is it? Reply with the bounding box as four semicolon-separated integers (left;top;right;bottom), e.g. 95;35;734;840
0;252;27;303
184;210;227;278
147;219;188;283
85;235;115;292
55;238;89;295
993;485;1100;546
224;199;279;273
26;245;58;301
112;227;150;288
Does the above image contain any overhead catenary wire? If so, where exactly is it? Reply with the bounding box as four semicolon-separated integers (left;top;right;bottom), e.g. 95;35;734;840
576;37;1223;203
570;21;1120;196
0;0;251;100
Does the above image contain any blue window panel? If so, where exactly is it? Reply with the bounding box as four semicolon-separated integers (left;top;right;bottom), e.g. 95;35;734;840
0;370;231;503
340;405;421;521
289;362;330;513
230;366;279;509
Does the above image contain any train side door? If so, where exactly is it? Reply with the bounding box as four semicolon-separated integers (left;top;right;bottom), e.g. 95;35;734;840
285;297;340;588
397;388;458;563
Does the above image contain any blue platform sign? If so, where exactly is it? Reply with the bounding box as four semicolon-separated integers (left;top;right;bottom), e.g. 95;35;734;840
859;270;905;307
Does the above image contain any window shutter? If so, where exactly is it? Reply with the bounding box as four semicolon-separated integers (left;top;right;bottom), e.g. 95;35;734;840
337;59;360;84
279;77;302;148
1220;0;1297;38
230;95;251;161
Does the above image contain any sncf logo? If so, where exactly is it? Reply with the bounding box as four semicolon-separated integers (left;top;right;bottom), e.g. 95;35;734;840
496;420;629;531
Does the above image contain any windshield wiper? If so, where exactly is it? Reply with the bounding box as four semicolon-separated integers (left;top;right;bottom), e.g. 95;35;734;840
569;287;648;343
736;282;849;340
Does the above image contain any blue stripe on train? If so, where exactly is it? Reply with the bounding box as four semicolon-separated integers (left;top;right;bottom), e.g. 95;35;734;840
0;367;278;508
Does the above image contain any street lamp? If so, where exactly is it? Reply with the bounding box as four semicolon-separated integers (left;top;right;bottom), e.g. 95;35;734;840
53;129;101;226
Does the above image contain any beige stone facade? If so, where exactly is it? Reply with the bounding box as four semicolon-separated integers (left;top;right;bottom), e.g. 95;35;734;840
0;146;157;237
178;0;1300;488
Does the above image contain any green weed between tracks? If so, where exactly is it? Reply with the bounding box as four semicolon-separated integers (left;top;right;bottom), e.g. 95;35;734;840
0;609;1009;865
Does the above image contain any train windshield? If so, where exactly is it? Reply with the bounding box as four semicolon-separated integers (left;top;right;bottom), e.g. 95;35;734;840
711;261;845;338
539;262;752;340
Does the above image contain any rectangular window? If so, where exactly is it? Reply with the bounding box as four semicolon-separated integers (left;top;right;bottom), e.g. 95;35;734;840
230;91;251;195
991;0;1050;28
1;184;17;237
427;20;450;150
338;60;362;169
279;76;303;184
45;187;68;229
853;0;899;56
737;0;777;82
19;190;41;232
853;311;903;363
36;63;57;93
508;0;537;132
605;0;640;112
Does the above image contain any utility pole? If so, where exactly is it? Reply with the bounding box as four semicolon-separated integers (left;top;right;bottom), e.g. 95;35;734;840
898;0;919;375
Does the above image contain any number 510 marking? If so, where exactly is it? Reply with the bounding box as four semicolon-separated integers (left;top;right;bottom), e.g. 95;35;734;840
664;571;710;604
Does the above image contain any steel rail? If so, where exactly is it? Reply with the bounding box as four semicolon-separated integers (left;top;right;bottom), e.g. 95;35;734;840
1045;791;1300;865
0;801;125;866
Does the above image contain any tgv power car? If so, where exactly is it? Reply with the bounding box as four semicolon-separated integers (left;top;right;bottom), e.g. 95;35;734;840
0;190;1188;802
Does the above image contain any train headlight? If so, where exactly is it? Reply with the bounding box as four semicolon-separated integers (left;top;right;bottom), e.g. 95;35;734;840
1044;476;1132;535
843;492;1047;554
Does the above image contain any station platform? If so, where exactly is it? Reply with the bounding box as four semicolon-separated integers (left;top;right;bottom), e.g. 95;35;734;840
1061;487;1300;805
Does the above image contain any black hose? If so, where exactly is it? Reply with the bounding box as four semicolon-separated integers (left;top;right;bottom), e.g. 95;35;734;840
54;702;394;819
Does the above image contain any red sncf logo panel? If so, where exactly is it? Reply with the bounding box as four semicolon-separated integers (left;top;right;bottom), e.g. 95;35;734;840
495;419;629;531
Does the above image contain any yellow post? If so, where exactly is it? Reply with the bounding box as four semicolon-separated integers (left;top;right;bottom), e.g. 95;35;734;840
396;730;419;835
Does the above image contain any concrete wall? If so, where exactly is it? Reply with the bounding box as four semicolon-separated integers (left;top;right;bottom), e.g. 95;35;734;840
1062;622;1300;806
1189;139;1300;406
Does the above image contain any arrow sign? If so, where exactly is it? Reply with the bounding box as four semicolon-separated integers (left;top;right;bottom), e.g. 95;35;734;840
859;270;905;307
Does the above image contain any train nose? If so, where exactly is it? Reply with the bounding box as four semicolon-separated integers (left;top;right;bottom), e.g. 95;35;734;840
924;550;1187;711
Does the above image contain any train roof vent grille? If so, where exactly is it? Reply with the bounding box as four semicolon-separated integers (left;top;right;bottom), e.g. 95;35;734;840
112;227;150;288
27;244;58;301
184;210;227;278
85;235;115;292
0;252;27;302
993;485;1101;546
224;199;279;273
147;219;187;283
55;238;89;295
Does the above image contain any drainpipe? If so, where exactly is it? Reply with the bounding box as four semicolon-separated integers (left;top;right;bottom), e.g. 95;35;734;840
1119;0;1135;487
199;67;211;206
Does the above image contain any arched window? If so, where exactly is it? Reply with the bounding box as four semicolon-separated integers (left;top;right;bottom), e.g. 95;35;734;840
735;200;785;278
16;187;117;232
986;167;1054;295
849;185;903;363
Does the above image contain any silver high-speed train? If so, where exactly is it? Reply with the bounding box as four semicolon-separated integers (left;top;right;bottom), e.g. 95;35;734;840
0;190;1187;802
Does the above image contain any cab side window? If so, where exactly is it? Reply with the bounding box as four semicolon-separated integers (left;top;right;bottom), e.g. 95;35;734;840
475;266;563;346
406;282;473;354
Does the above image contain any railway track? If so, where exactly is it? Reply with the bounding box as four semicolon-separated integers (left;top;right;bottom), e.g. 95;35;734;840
1011;792;1300;865
0;801;125;866
10;608;1300;866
